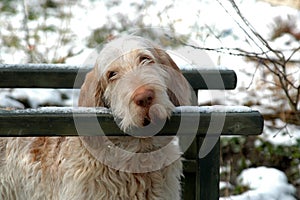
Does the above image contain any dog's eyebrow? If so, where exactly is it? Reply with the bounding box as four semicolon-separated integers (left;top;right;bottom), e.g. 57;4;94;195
137;51;155;61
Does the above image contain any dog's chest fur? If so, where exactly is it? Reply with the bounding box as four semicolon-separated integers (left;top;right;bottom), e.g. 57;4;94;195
1;137;181;200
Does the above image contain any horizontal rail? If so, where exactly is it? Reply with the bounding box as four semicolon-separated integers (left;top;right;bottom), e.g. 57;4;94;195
0;106;263;137
0;64;237;90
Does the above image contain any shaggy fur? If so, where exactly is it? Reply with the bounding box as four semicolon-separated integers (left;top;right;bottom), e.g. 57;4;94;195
0;36;193;199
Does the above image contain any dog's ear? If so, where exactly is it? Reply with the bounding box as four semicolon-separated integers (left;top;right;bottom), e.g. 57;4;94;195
167;89;180;106
154;48;197;106
154;48;181;72
164;67;194;106
78;68;106;107
94;78;106;107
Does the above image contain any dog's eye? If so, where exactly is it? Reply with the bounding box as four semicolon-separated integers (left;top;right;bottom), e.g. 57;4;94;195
139;55;154;65
107;71;118;80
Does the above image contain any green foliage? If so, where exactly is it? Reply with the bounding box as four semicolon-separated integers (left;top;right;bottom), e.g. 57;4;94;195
220;136;300;196
40;25;57;32
0;0;78;63
231;184;250;195
2;35;21;48
0;0;17;14
28;10;39;21
222;137;246;154
0;0;191;63
44;0;59;9
87;27;115;48
255;138;300;180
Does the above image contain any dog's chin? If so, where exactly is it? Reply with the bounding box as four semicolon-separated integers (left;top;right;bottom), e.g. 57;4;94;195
117;104;174;136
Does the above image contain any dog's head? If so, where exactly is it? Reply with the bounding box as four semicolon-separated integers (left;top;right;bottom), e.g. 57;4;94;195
79;36;192;132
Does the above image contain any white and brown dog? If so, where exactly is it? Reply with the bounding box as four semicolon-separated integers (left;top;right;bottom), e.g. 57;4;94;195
0;36;193;199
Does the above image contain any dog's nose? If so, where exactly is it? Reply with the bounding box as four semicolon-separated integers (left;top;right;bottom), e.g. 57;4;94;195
133;88;154;107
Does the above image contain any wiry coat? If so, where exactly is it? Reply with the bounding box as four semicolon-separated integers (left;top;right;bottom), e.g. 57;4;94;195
0;36;193;200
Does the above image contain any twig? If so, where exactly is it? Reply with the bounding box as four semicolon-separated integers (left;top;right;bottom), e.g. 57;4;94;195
272;123;293;138
245;64;259;90
285;46;300;65
227;0;285;61
22;0;34;62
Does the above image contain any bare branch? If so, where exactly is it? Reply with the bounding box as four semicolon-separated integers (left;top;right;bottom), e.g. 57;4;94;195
216;0;265;53
261;80;282;88
245;64;259;89
285;46;300;65
227;0;286;62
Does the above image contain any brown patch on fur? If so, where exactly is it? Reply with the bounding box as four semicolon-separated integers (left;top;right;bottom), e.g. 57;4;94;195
79;68;101;107
29;137;46;162
154;48;181;72
29;137;65;173
167;89;180;106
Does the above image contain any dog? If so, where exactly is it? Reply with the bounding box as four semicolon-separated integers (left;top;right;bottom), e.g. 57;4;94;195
0;36;193;199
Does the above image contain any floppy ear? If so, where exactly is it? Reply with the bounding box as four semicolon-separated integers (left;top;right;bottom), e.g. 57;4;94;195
95;78;106;107
164;67;194;106
154;48;197;106
167;88;180;106
154;48;181;72
78;67;106;107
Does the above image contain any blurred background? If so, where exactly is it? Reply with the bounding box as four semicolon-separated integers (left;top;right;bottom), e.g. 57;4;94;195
0;0;299;199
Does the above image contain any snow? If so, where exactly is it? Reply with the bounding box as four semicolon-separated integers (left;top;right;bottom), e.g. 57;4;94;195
220;167;296;200
9;89;64;108
220;181;234;191
0;63;85;71
3;106;111;115
72;106;111;114
262;119;300;146
175;106;253;113
0;93;25;108
38;106;110;114
2;105;254;115
0;88;82;108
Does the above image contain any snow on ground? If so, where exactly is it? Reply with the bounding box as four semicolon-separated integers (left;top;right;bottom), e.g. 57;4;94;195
0;92;25;108
262;119;300;146
220;167;297;200
0;88;79;108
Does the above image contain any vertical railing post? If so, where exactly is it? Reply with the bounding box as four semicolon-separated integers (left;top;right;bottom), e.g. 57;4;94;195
199;138;220;199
